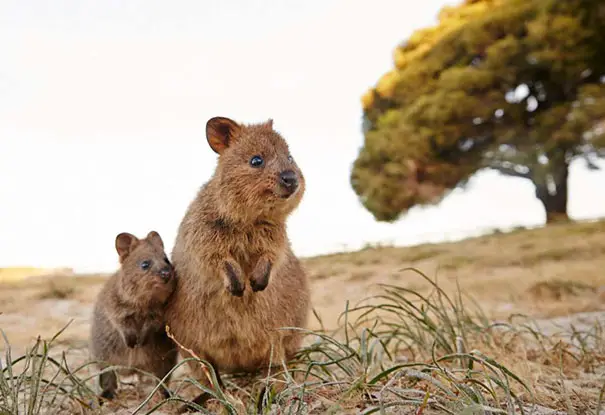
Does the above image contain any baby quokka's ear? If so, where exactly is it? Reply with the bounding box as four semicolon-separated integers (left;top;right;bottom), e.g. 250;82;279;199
115;232;139;263
206;116;241;154
145;230;164;251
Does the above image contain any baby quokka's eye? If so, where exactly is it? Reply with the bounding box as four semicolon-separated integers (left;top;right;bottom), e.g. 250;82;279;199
140;260;151;271
250;155;264;168
287;155;293;163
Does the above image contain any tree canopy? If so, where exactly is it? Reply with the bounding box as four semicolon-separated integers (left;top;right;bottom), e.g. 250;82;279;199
352;0;605;223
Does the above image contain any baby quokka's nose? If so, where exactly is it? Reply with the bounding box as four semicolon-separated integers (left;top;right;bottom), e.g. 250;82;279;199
279;170;298;192
159;266;172;281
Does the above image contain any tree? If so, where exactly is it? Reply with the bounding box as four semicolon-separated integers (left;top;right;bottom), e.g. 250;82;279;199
352;0;605;224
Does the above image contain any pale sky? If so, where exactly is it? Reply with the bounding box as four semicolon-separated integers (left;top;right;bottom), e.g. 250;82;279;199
1;0;604;273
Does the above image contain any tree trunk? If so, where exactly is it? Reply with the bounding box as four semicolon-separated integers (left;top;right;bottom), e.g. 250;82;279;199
533;159;570;224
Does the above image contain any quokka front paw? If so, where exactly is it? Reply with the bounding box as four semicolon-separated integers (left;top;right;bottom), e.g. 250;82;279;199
100;388;116;401
123;329;139;348
250;258;272;292
224;262;245;297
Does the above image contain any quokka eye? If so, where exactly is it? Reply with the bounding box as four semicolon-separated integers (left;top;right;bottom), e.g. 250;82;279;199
287;155;293;162
140;260;151;271
250;155;264;168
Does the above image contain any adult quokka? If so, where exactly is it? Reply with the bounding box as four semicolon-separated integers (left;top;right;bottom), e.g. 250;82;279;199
90;231;178;401
165;117;310;408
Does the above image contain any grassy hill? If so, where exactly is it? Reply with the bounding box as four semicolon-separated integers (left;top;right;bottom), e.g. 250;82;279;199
1;219;604;413
305;218;605;328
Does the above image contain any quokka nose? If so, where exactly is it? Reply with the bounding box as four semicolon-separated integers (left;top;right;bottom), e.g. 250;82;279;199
279;170;298;190
159;267;172;280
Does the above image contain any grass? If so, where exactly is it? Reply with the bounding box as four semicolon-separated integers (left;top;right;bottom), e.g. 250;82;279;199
0;321;99;414
1;269;604;414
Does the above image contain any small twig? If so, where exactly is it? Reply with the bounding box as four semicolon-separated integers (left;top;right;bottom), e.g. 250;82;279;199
165;325;245;412
164;325;213;385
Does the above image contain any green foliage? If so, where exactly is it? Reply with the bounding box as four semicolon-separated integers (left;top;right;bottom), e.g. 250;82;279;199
353;0;605;222
0;322;98;414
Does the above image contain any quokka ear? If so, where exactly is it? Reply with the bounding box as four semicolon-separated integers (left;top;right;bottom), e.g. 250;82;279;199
263;119;273;129
115;232;139;262
146;230;164;251
206;116;241;154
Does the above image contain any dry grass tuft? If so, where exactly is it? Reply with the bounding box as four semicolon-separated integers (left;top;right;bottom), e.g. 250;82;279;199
38;279;77;300
527;280;597;301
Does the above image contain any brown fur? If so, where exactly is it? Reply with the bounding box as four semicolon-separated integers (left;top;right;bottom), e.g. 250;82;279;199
90;231;178;401
165;117;310;380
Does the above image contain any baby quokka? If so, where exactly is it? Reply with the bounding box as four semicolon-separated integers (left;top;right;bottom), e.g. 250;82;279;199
90;231;178;401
